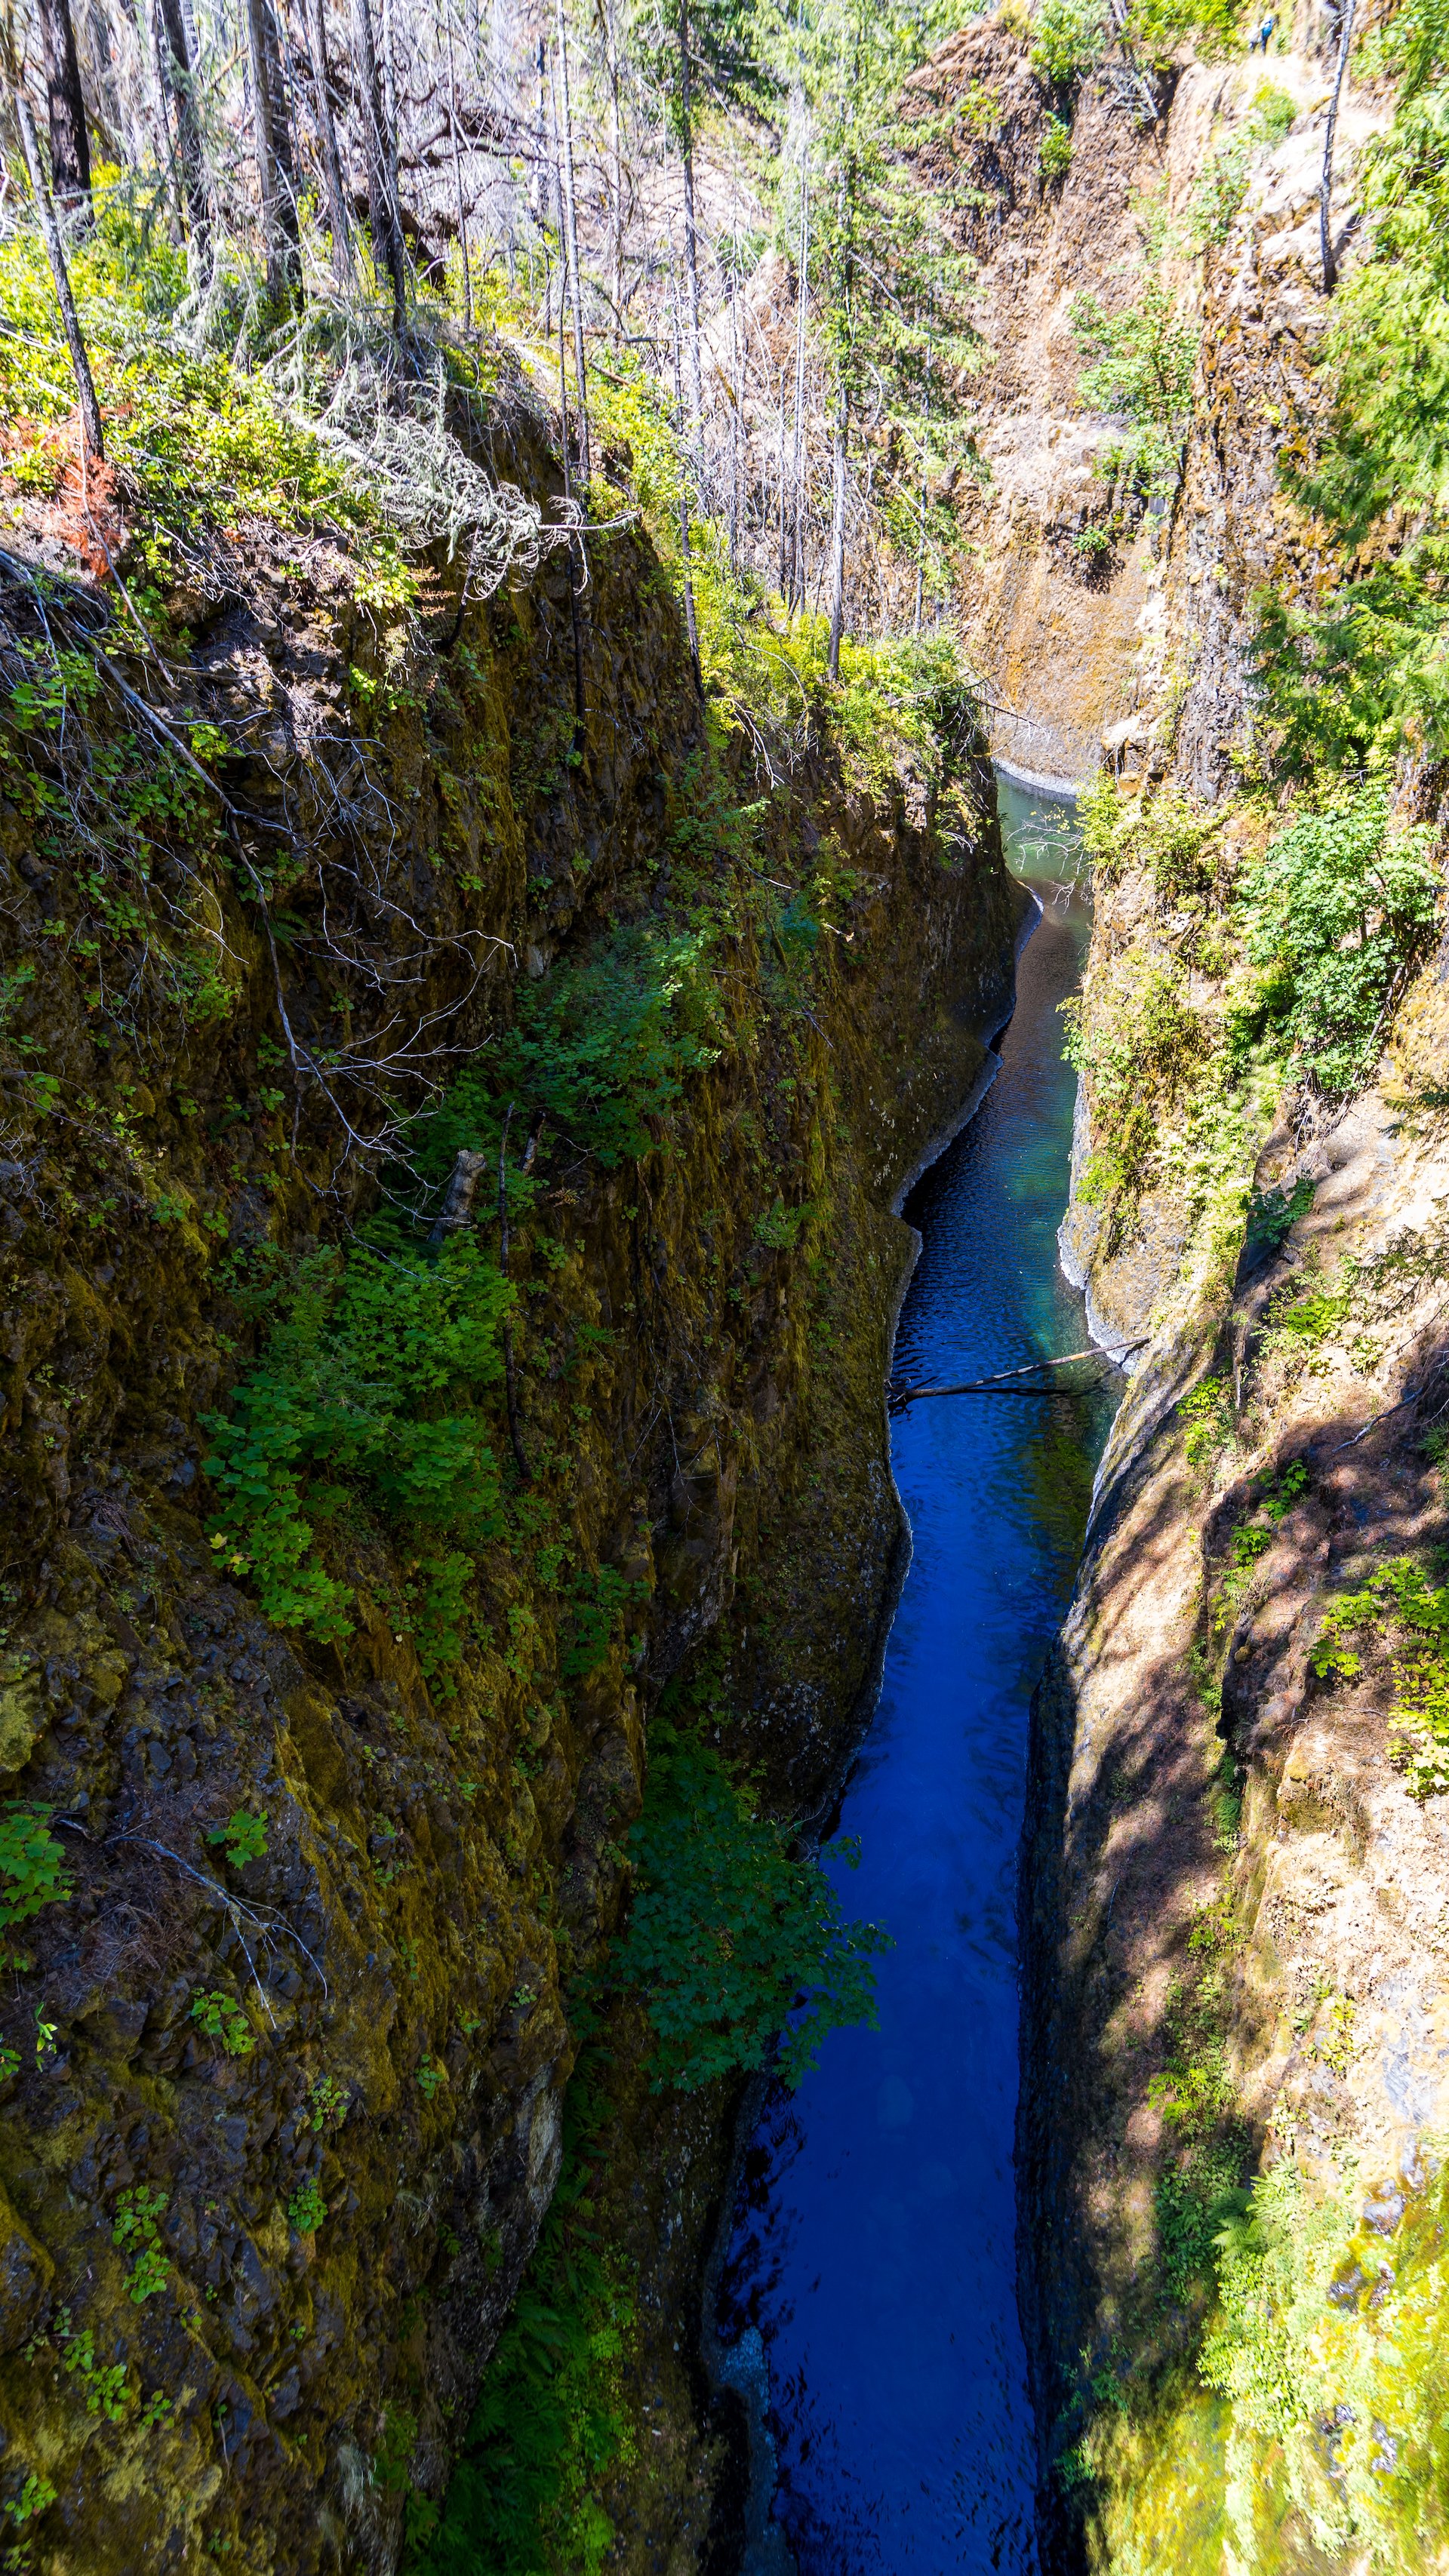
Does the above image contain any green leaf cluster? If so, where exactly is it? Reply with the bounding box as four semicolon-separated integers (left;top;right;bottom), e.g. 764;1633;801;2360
1233;788;1441;1094
411;2061;635;2576
0;1806;72;1950
1251;0;1449;771
204;1238;512;1649
615;1728;891;2091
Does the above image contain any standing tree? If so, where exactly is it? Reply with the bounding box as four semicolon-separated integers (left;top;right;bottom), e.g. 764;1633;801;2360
35;0;91;210
245;0;300;298
805;0;978;670
355;0;408;330
155;0;213;257
1;14;103;462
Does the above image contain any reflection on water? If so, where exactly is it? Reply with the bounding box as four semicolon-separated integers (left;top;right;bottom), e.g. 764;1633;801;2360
715;772;1118;2573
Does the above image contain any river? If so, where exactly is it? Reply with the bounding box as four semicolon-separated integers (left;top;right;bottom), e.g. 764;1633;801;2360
713;773;1120;2572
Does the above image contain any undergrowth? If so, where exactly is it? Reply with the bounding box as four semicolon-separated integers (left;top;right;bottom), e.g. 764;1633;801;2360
616;1723;890;2091
407;2048;636;2576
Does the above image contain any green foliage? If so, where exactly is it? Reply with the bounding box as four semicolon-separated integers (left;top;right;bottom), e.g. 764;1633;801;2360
1029;0;1106;85
0;190;415;600
417;2056;448;2100
1180;1374;1235;1471
59;2313;130;2421
0;1805;72;1960
615;1728;891;2092
8;2473;56;2528
189;1990;254;2057
412;2058;635;2576
1310;1554;1449;1794
205;1238;512;1652
1062;956;1209;1236
288;2179;328;2235
307;2074;350;2130
1186;86;1297;247
1251;5;1449;771
112;2187;169;2303
206;1809;269;1869
1149;1898;1248;2307
1039;113;1075;180
497;929;724;1168
1072;278;1200;488
1234;787;1441;1095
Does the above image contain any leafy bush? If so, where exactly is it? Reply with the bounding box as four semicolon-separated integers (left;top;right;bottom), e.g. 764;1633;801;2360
112;2187;169;2303
1235;786;1441;1095
207;1809;269;1868
412;2061;635;2576
1072;281;1199;487
205;1237;512;1650
1251;14;1449;771
1185;85;1297;246
1040;113;1075;180
1310;1553;1449;1794
497;928;724;1168
1179;1374;1235;1470
189;1990;254;2056
288;2180;328;2235
615;1730;891;2091
1030;0;1107;86
0;1805;72;1961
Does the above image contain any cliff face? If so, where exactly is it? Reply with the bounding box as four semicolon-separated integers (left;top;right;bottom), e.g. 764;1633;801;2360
1016;29;1449;2574
0;374;1018;2571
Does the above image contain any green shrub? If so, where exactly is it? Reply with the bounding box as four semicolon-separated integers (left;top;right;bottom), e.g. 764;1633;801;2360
189;1990;254;2056
1072;281;1199;488
1179;1374;1234;1470
112;2187;169;2303
1235;785;1441;1095
1030;0;1107;85
205;1237;512;1650
0;1804;72;1963
1040;112;1075;179
206;1809;269;1868
412;2061;635;2576
288;2179;328;2236
1186;86;1297;246
615;1729;891;2091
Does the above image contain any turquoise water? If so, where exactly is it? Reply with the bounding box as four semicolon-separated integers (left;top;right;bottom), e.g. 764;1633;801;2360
715;773;1116;2571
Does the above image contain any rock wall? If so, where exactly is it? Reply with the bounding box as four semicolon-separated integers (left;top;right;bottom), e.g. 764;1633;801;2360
1017;30;1449;2571
0;382;1020;2570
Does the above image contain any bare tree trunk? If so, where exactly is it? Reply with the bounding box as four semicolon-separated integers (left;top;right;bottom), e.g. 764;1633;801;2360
355;0;407;330
37;0;92;211
790;155;809;610
155;0;212;251
670;272;703;698
1320;0;1358;294
555;0;589;487
601;0;623;328
301;0;353;281
826;376;848;679
245;0;298;295
676;0;704;484
443;4;472;323
777;364;788;596
13;81;104;463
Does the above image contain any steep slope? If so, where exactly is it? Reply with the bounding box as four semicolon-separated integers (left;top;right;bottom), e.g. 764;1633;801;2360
0;358;1018;2570
1012;22;1449;2572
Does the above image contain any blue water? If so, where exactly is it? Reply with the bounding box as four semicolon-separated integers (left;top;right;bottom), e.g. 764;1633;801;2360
715;777;1118;2573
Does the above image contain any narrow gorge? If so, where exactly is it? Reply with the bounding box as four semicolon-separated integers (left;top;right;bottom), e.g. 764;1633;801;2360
0;0;1444;2566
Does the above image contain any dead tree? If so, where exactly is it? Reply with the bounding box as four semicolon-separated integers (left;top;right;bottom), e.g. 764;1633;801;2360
300;0;355;281
35;0;91;210
7;66;105;461
245;0;300;297
154;0;212;254
1320;0;1358;294
354;0;408;330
